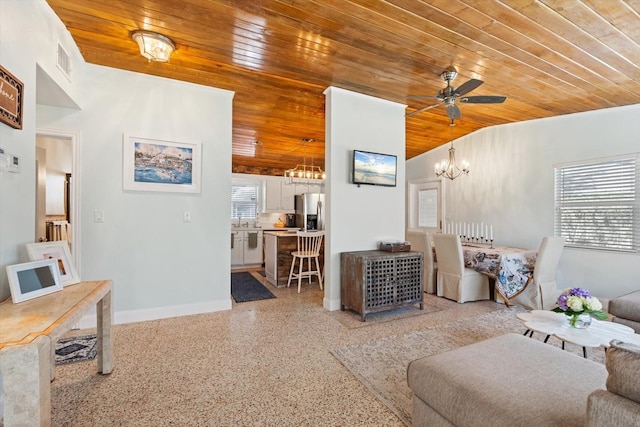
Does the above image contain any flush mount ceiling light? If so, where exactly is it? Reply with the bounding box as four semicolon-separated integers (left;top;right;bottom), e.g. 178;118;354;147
131;30;175;62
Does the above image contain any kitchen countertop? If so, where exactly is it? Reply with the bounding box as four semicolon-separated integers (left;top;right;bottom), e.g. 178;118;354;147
264;230;300;237
231;227;299;232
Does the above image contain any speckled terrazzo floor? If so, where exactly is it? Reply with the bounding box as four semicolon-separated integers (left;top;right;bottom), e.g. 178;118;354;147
51;271;502;426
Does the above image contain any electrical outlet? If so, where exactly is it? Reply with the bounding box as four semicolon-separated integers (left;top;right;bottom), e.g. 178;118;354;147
94;210;104;223
183;211;191;222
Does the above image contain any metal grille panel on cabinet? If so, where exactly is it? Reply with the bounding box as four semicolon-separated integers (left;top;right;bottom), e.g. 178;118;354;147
365;258;395;309
340;250;423;321
395;256;423;303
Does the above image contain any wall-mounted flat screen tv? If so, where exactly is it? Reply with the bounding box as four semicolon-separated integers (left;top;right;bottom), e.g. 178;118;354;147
352;149;397;187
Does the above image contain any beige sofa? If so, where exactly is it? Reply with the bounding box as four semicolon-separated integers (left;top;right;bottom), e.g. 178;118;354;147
609;290;640;333
407;333;640;426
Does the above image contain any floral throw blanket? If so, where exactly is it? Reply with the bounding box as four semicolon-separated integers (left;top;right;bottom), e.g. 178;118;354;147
462;244;537;301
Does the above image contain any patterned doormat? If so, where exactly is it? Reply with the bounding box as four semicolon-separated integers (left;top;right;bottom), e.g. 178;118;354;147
55;334;98;365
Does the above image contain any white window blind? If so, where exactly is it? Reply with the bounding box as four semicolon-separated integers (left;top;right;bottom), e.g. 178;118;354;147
231;184;258;220
418;188;438;228
554;155;639;253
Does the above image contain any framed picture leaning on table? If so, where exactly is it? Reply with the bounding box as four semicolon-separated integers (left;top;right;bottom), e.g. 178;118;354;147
26;241;80;286
6;259;63;303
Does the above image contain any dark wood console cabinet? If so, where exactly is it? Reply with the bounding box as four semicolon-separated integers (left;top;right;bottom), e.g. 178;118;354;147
340;250;424;321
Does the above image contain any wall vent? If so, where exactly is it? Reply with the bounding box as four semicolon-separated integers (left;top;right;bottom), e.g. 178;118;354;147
57;43;72;80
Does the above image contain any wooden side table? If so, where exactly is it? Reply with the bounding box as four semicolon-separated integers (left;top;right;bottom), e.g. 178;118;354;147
341;250;423;321
0;280;113;426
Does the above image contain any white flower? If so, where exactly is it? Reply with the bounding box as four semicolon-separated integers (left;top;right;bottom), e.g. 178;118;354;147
585;297;602;311
567;295;585;312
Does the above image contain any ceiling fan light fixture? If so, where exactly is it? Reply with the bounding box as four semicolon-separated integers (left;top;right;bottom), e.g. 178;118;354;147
406;67;506;120
131;30;175;62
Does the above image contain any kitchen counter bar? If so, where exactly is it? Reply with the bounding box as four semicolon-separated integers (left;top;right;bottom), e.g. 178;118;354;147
231;227;299;232
264;230;299;236
264;230;324;287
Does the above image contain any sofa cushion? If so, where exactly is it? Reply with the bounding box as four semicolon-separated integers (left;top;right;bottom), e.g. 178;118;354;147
609;291;640;323
586;389;640;427
407;333;607;427
606;340;640;404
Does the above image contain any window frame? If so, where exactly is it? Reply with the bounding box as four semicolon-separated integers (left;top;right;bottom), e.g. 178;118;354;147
554;153;639;254
231;180;261;222
407;178;443;232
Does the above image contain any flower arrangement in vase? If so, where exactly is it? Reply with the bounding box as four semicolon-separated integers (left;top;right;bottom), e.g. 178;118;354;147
552;287;607;328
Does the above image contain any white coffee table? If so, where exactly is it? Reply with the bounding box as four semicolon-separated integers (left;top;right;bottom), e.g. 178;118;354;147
517;310;640;359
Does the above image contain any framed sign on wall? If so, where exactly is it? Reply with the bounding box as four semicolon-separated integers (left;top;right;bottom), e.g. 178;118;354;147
0;65;23;130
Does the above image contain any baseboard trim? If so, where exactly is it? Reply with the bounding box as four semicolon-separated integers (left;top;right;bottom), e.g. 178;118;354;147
324;296;342;311
76;298;233;329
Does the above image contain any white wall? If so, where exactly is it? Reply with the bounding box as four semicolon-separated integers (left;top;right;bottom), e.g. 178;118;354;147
406;104;640;299
37;64;234;323
0;0;84;301
1;1;235;323
324;87;406;310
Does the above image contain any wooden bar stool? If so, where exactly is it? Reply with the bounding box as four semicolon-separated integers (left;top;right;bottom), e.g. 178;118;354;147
287;230;324;293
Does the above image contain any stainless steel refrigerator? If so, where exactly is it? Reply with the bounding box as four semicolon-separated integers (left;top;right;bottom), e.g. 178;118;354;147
294;193;325;231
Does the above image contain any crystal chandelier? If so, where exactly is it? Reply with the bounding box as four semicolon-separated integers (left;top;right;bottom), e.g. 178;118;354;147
284;138;326;185
434;120;470;180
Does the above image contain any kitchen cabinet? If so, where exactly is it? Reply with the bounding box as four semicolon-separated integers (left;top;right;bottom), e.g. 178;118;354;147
231;231;244;265
265;179;296;212
264;233;279;284
231;230;264;267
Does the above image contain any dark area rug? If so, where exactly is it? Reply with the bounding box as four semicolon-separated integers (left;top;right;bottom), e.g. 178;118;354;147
55;334;97;365
231;272;276;303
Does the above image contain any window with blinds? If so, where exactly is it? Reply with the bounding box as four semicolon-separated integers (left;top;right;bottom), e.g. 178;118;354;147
418;188;438;228
554;154;639;253
231;184;259;220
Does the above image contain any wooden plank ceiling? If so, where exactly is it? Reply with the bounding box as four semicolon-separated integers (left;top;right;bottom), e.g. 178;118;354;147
46;0;640;176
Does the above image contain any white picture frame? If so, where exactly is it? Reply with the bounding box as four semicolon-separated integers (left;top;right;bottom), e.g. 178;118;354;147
26;241;80;286
6;259;63;304
123;133;202;193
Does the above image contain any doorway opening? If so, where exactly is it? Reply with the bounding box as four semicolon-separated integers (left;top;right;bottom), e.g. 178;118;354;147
35;129;80;273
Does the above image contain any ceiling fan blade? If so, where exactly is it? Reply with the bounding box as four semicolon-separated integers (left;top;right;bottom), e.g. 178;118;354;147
459;95;507;104
446;104;461;120
453;79;483;96
407;95;439;100
405;103;440;118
